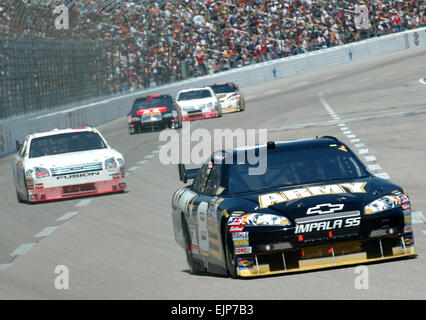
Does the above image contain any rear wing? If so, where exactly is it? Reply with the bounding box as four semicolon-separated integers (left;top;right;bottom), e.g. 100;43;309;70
178;163;199;184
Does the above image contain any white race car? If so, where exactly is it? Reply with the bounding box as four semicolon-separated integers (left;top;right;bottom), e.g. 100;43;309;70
210;82;246;114
13;127;126;203
176;87;221;121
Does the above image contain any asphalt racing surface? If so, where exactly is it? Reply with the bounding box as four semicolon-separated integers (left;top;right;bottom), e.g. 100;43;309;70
0;46;425;299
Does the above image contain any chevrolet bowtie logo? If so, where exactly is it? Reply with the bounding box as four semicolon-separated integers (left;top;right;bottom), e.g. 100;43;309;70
306;203;344;215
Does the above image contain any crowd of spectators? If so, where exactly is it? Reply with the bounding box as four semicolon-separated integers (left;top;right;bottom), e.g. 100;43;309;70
1;0;425;96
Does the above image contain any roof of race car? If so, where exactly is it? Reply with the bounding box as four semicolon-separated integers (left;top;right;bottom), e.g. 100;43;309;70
215;137;341;161
177;87;213;94
28;127;95;139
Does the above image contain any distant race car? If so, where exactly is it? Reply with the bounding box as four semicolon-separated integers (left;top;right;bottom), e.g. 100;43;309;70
176;87;222;121
13;127;126;203
171;136;416;278
210;82;245;114
127;94;182;134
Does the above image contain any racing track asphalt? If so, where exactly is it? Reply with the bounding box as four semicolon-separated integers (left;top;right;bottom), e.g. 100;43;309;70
0;45;425;299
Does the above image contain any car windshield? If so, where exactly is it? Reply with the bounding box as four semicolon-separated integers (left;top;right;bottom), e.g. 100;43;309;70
29;131;107;158
177;90;212;101
131;96;174;113
211;84;237;94
227;144;370;194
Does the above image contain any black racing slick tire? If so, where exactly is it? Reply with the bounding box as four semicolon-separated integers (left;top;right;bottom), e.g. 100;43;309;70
225;229;238;279
16;177;29;203
182;218;204;275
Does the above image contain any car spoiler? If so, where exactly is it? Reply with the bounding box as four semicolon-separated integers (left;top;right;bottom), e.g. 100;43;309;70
178;163;199;183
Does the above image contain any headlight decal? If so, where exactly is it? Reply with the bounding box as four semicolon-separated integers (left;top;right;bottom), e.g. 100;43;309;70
364;194;409;214
228;214;290;227
104;157;118;170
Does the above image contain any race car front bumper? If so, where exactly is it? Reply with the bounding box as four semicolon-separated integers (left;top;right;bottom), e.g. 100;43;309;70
182;110;218;121
129;113;177;131
25;169;126;202
27;178;127;202
236;234;416;277
233;211;416;277
220;100;242;114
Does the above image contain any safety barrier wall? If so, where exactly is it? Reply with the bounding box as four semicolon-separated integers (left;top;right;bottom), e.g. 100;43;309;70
0;27;425;157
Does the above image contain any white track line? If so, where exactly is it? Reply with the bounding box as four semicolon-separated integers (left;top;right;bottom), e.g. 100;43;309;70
364;155;377;162
57;211;79;222
318;91;391;180
292;81;310;88
0;264;12;271
412;211;426;224
75;198;93;207
34;227;58;238
264;89;281;95
10;243;36;256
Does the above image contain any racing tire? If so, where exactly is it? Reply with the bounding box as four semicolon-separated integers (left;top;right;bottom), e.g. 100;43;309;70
239;102;245;112
16;188;24;203
225;229;238;279
17;177;29;203
182;218;205;275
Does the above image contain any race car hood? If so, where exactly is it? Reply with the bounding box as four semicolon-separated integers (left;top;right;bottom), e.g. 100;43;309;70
216;92;239;102
24;148;122;169
177;98;216;108
229;177;405;222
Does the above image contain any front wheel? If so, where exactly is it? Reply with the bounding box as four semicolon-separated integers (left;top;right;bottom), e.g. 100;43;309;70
225;229;238;278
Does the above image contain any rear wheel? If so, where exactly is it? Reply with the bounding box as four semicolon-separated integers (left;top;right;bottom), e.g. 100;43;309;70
182;218;204;274
225;229;238;278
16;177;29;203
16;188;24;203
239;101;245;112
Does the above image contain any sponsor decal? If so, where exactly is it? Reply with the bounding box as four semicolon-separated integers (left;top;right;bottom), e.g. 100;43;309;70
295;215;361;234
235;246;252;255
307;203;344;215
228;217;243;225
401;202;411;210
398;194;409;203
404;235;414;247
136;107;167;115
259;182;367;208
233;239;249;247
56;172;100;180
237;258;254;270
232;232;249;241
190;244;199;255
229;225;245;233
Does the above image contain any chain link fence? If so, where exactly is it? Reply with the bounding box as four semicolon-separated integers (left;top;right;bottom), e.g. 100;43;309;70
0;36;176;119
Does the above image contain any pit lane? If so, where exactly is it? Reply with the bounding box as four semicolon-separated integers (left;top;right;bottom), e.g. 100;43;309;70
0;46;425;299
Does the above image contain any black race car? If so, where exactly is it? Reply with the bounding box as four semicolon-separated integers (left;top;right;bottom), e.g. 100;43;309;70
171;136;416;278
127;94;182;134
